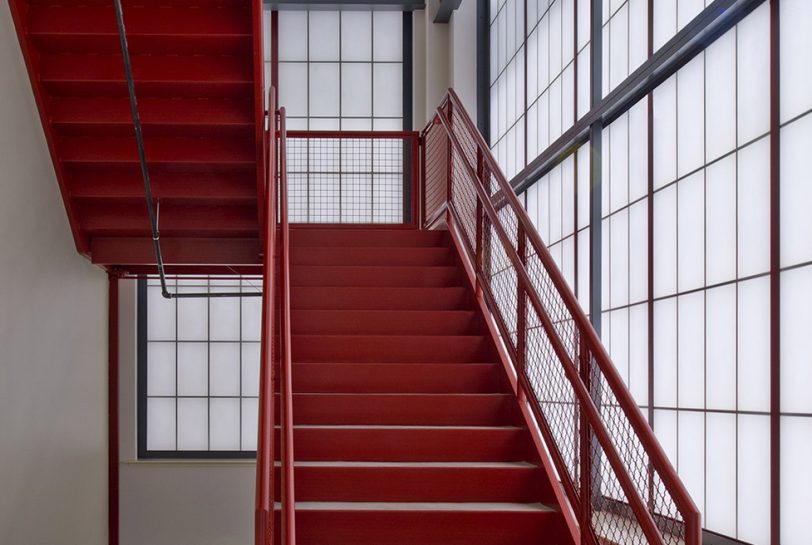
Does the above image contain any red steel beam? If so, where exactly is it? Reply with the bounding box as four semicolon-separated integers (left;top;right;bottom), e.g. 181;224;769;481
91;237;260;266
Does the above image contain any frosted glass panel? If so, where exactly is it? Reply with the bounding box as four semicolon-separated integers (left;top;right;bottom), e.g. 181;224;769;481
242;296;261;342
279;63;308;118
210;293;239;341
147;398;175;451
177;398;208;451
241;398;259;451
608;115;629;214
780;114;812;268
608;5;629;91
653;0;676;51
780;0;812;123
373;12;402;61
653;76;677;189
676;55;704;178
628;201;647;304
705;156;736;285
309;63;340;117
736;4;770;144
653;184;677;298
780;266;812;413
653;409;678;466
147;286;175;341
342;63;372;117
781;416;812;545
677;172;704;292
737;415;770;545
609;210;629;308
241;343;260;397
705;285;737;411
209;398;240;451
677;411;705;513
610;309;630;385
678;292;704;409
177;293;207;341
628;303;648;403
309;11;340;62
628;100;648;201
705;413;736;536
279;11;307;62
147;342;175;397
177;343;207;396
341;12;372;61
209;343;240;397
737;277;770;412
653;298;677;407
737;137;770;277
373;63;402;118
705;30;736;161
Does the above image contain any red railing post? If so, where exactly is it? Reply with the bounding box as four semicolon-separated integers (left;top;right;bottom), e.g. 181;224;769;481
475;148;484;295
579;336;593;545
255;88;277;545
516;224;527;403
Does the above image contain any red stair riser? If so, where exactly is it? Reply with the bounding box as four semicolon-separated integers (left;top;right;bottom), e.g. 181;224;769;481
290;265;464;288
272;465;554;503
292;363;507;394
272;427;533;463
289;246;453;267
290;287;474;311
272;509;569;545
291;335;496;363
270;393;517;426
290;310;483;335
288;228;449;247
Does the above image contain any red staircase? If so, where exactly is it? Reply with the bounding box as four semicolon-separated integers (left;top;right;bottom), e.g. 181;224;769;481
8;0;265;272
276;227;572;545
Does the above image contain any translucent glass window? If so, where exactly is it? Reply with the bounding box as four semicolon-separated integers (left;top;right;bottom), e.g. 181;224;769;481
275;9;404;130
140;277;263;456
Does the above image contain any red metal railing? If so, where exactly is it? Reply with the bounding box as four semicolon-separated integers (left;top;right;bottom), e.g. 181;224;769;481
285;131;421;226
256;90;296;545
422;90;701;545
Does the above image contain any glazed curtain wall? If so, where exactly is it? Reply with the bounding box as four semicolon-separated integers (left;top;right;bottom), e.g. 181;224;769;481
495;1;812;544
270;9;404;131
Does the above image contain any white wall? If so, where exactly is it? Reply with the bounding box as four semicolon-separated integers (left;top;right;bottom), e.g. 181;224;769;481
412;1;478;128
117;280;255;545
0;5;109;545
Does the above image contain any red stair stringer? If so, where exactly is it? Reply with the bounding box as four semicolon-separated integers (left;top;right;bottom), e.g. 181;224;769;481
443;216;582;545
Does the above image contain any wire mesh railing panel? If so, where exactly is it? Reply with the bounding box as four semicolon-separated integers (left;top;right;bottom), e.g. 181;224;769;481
423;91;700;545
286;133;417;225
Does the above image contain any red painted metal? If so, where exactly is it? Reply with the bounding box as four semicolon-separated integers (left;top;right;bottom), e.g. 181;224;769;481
278;109;296;545
8;0;263;271
256;92;294;545
423;89;701;545
255;89;277;545
253;0;266;231
108;274;119;545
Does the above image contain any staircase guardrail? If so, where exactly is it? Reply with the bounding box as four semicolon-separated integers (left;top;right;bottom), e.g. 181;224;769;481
256;89;296;545
421;89;701;545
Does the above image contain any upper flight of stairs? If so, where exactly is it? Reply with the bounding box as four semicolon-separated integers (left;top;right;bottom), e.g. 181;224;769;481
275;227;573;545
8;0;263;270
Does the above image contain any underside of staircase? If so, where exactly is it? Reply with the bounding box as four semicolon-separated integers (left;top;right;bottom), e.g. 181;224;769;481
8;0;264;274
275;227;573;545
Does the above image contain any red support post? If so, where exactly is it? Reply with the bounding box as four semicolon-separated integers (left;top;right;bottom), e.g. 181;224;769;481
108;273;119;545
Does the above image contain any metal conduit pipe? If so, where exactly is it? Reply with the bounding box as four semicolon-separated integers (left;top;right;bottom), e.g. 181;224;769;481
112;0;262;298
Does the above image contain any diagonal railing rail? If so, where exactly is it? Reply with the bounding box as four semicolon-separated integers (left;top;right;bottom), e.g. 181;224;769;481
255;89;295;545
422;89;701;545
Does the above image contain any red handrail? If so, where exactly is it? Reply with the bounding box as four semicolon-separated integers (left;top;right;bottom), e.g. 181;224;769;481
422;89;701;545
255;90;295;545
